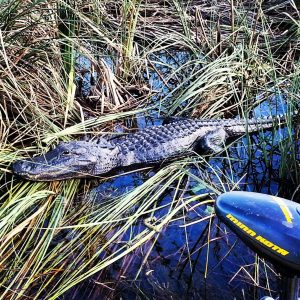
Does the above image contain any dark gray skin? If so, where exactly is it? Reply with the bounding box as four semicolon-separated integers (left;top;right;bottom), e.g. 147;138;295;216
12;116;285;181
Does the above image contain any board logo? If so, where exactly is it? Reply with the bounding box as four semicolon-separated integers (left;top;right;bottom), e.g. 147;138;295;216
226;213;289;256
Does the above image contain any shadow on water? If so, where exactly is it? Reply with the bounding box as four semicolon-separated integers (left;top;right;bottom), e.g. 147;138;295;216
65;50;299;300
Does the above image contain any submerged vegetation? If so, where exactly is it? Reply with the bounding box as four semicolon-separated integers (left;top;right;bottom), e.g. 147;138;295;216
0;0;299;299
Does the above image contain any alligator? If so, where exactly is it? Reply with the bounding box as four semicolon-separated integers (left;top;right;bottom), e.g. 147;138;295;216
12;115;290;181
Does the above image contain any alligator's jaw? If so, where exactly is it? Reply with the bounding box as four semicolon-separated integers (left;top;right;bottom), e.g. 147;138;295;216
12;159;84;181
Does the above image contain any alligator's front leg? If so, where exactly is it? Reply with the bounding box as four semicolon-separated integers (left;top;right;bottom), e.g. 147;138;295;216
194;128;227;154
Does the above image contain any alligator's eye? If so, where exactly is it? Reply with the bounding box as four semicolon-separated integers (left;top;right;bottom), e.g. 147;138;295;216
62;150;70;156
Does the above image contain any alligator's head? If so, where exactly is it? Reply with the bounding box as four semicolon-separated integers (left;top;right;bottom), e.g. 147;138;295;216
12;141;120;181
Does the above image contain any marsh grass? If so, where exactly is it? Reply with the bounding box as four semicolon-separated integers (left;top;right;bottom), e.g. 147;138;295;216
0;0;299;299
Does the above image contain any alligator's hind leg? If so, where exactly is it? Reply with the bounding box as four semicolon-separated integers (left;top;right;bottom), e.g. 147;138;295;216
194;128;227;154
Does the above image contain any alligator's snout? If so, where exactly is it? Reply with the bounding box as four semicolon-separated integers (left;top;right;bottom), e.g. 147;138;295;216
13;160;32;172
12;156;71;181
12;159;38;179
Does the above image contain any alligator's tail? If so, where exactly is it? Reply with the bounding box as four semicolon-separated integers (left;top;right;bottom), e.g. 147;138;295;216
224;111;297;136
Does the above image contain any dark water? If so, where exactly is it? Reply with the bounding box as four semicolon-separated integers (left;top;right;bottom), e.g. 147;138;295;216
68;51;298;300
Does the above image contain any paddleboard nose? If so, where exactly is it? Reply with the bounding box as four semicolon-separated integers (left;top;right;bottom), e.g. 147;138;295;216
215;191;300;275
